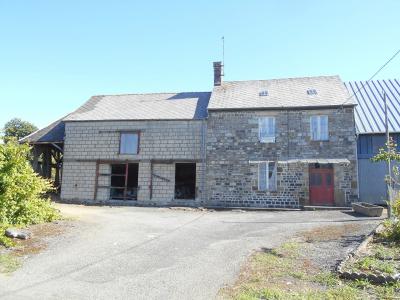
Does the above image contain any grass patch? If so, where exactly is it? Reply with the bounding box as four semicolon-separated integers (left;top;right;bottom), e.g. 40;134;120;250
220;239;400;300
234;285;360;300
354;256;396;275
342;238;400;277
0;220;68;274
312;271;340;287
0;253;21;273
373;243;400;260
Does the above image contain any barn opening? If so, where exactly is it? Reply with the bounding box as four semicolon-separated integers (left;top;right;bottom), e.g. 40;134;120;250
110;163;139;200
175;163;196;199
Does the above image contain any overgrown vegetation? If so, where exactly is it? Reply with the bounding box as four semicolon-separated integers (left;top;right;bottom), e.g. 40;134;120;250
0;140;60;247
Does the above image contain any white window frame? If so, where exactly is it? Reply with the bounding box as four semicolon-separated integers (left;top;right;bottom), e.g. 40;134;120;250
257;161;277;191
258;117;276;143
310;115;329;141
119;132;139;154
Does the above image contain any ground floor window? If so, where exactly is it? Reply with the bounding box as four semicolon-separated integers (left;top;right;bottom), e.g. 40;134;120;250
110;163;138;200
258;161;277;191
175;163;196;199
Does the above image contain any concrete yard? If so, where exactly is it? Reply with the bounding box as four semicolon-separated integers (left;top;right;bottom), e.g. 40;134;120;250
0;204;382;300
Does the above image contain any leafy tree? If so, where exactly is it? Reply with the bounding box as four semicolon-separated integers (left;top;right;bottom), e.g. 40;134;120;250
0;140;59;226
372;137;400;185
3;118;38;142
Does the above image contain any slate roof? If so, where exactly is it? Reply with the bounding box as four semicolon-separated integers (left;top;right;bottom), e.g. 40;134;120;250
64;92;211;121
208;75;354;110
19;118;65;144
344;79;400;134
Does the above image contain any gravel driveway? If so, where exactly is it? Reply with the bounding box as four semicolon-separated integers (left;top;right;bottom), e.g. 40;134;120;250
0;204;382;300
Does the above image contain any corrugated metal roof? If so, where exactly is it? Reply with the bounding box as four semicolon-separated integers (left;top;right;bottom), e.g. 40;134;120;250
209;75;355;110
345;79;400;134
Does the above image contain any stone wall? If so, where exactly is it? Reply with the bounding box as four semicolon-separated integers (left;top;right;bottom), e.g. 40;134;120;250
205;108;358;207
61;120;206;204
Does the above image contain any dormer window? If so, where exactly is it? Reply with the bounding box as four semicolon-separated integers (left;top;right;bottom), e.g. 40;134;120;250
259;90;268;96
307;89;318;95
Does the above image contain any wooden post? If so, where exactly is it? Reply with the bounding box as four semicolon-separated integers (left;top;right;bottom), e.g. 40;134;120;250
54;150;60;189
32;146;40;173
42;147;52;179
94;160;100;201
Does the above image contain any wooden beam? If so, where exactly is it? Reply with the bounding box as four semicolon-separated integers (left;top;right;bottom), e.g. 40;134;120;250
93;160;100;201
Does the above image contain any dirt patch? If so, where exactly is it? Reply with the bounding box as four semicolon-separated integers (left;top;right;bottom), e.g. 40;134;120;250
0;220;72;274
298;223;362;243
168;206;214;212
10;221;67;257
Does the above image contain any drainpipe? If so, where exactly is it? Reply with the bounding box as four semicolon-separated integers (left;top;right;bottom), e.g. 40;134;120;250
355;132;360;201
201;119;207;204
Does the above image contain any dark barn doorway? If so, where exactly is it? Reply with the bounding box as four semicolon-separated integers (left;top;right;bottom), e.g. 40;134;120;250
110;163;139;200
175;163;196;199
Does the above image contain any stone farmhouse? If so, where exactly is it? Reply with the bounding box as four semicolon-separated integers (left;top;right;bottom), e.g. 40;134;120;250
22;62;358;208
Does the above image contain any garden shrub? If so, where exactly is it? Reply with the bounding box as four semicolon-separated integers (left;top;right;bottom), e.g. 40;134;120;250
378;194;400;243
0;140;59;226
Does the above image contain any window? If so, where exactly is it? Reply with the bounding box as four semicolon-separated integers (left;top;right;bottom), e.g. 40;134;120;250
310;116;328;141
259;117;276;143
119;132;139;154
307;89;318;95
258;161;277;191
357;135;373;158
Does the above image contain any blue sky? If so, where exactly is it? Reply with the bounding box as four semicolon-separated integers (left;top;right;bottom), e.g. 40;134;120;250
0;1;399;129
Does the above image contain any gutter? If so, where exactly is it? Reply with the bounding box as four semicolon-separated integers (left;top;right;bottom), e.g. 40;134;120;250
207;104;356;112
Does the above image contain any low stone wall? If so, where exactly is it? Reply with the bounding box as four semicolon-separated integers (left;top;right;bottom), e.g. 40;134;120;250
336;224;399;284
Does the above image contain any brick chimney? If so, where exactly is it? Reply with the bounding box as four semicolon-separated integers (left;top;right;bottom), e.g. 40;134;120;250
213;61;223;86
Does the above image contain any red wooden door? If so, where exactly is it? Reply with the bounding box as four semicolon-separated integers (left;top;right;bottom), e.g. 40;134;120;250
309;166;334;206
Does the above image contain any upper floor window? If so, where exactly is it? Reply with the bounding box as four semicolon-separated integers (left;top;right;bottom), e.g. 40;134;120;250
310;116;328;141
120;132;139;154
307;89;318;95
258;161;277;191
259;117;276;143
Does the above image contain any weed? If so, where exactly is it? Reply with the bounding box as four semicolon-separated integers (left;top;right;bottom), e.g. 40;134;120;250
356;256;396;275
270;242;301;258
236;286;360;300
348;278;372;289
373;243;400;260
312;271;340;287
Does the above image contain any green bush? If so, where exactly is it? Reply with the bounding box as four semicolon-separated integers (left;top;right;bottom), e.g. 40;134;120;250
0;140;59;226
377;192;400;243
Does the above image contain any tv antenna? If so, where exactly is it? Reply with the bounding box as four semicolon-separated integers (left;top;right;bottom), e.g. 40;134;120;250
222;36;225;75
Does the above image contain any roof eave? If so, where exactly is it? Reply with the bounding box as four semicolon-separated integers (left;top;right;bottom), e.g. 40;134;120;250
63;118;206;122
207;104;356;112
